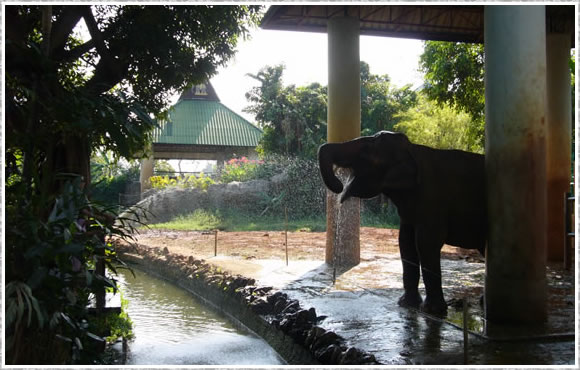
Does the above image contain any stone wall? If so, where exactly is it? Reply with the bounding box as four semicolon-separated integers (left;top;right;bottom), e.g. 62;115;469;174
119;179;272;226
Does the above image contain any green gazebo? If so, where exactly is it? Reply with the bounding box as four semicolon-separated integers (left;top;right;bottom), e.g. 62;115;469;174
140;82;262;189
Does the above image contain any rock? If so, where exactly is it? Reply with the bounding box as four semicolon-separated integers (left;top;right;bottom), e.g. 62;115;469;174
250;297;272;315
294;309;312;325
307;307;317;322
281;300;300;314
287;327;308;343
279;317;293;332
273;298;289;314
268;291;287;304
305;327;326;348
312;330;341;351
361;353;378;364
315;344;343;364
253;286;273;296
339;347;363;365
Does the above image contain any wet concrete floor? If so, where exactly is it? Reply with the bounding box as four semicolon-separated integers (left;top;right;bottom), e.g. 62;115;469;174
207;254;576;365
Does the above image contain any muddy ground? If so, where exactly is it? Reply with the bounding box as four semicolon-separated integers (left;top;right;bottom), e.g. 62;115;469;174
131;227;485;263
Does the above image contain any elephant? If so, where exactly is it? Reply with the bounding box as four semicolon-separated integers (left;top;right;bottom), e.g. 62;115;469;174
318;131;486;315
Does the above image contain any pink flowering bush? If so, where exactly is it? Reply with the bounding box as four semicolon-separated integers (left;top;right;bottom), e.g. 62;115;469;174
220;157;264;183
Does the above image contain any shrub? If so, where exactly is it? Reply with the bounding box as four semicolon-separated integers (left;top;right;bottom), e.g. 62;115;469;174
150;175;177;189
150;173;216;191
181;173;215;191
219;157;264;183
5;176;139;364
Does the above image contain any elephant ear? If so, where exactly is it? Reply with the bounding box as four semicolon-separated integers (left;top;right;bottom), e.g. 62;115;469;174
381;150;419;190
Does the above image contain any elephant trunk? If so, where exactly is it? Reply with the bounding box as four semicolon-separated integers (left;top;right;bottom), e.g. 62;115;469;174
318;138;365;194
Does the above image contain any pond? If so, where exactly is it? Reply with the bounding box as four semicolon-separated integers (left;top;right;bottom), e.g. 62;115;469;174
114;267;285;365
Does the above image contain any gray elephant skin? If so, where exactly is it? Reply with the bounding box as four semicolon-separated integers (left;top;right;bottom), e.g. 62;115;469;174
318;131;486;315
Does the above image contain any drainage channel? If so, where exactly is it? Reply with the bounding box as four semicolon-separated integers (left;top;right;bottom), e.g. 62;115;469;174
114;267;285;365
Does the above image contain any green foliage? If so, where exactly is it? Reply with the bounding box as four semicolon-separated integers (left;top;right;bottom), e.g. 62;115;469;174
148;207;328;232
148;209;222;231
419;41;485;148
182;173;216;191
150;175;177;189
395;94;483;153
5;176;140;364
219;157;265;183
6;5;261;198
246;63;418;158
5;5;261;363
89;292;134;344
150;173;216;191
90;152;140;206
420;41;485;120
362;200;401;229
154;160;176;175
360;61;418;136
245;65;328;158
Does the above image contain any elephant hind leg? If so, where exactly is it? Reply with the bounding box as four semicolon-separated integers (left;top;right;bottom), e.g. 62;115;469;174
415;229;447;316
397;222;422;308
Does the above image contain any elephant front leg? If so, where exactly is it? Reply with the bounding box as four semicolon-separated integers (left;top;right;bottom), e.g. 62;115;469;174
397;223;422;308
416;231;447;316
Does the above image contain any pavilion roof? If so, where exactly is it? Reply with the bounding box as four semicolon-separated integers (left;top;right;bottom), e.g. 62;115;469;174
261;5;574;45
153;83;262;148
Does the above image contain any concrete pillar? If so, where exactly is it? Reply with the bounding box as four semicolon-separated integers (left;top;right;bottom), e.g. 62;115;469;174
325;15;361;267
484;5;547;323
140;157;154;192
546;33;572;262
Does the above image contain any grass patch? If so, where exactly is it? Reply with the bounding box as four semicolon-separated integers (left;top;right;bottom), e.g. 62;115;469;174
146;209;327;232
148;209;222;231
146;208;400;232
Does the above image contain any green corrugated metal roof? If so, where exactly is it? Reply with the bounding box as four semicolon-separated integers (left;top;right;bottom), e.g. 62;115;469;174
153;100;262;147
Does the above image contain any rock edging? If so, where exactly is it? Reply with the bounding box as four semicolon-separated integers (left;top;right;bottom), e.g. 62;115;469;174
116;243;379;365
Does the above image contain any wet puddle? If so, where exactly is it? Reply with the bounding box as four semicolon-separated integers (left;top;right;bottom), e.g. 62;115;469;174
263;256;575;365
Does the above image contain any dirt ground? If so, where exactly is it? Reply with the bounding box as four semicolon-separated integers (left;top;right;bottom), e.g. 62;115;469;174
131;227;485;263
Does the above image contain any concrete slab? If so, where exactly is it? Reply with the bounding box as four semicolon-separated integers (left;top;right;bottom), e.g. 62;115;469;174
205;254;575;365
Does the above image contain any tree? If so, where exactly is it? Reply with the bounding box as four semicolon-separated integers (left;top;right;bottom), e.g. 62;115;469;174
245;63;417;158
6;5;261;198
360;61;418;136
5;5;261;364
394;93;483;153
245;65;327;158
419;41;485;148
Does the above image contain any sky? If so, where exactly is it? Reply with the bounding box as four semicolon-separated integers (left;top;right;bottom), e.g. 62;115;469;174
173;24;426;171
206;28;425;122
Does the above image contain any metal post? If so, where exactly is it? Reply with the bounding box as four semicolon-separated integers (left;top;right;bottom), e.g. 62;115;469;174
463;297;468;365
214;229;218;257
285;206;289;266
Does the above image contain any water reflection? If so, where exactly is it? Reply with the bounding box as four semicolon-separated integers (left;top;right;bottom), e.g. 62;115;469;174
115;268;284;365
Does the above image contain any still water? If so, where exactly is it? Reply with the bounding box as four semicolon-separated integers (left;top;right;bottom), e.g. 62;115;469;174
115;268;284;365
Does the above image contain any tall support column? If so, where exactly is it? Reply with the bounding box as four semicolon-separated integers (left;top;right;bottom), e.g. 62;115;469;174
546;33;572;262
140;157;154;193
484;6;547;323
326;15;361;267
